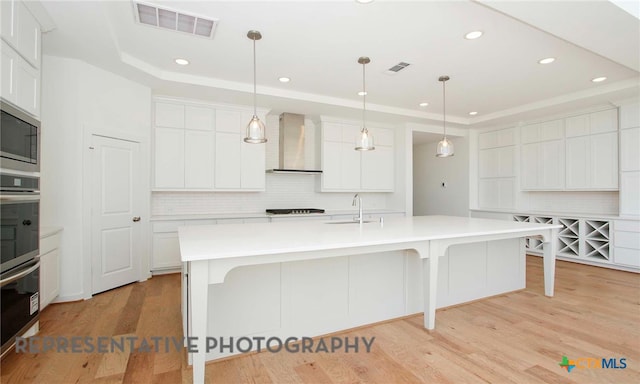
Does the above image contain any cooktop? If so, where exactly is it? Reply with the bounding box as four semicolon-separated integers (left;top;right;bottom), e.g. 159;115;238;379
266;208;325;215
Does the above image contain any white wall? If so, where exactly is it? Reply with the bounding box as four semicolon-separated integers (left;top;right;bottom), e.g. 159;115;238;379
413;137;470;216
41;55;151;301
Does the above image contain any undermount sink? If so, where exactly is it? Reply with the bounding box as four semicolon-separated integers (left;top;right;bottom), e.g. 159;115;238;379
326;220;375;224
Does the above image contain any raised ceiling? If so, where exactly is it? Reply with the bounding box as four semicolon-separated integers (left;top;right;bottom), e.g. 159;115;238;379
39;0;640;128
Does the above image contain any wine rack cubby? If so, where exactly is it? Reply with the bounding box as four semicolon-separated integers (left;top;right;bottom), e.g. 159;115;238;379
513;214;611;263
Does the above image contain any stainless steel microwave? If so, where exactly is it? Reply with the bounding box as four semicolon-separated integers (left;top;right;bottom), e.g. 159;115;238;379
0;101;40;173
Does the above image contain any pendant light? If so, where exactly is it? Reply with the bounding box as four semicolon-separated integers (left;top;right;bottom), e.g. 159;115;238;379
355;56;375;151
436;75;454;157
244;30;267;144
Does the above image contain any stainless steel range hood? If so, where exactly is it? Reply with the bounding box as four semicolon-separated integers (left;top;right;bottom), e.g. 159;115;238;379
266;113;322;174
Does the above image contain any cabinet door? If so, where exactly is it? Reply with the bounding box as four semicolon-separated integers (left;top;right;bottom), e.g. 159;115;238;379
590;132;617;189
16;2;39;68
0;42;15;103
498;146;515;177
479;179;499;208
240;111;265;190
541;140;564;189
154;128;185;188
590;109;617;134
479;148;499;178
155;102;184;128
185;130;214;189
620;127;640;172
565;114;590;137
361;145;393;191
39;249;60;309
498;178;515;208
215;109;242;133
241;139;265;190
185;106;214;131
520;143;539;189
215;132;241;189
152;232;181;270
566;136;590;189
1;0;17;47
341;142;361;190
539;120;564;141
620;103;640;129
620;172;640;216
322;140;342;190
15;55;39;116
479;131;498;149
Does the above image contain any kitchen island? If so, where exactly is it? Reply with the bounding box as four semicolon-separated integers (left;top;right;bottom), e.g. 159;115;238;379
179;215;560;384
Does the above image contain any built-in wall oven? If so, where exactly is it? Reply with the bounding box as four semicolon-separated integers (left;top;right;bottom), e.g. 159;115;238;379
0;101;40;173
1;172;40;359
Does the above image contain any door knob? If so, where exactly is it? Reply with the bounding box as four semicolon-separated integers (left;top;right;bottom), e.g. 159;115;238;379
132;217;141;222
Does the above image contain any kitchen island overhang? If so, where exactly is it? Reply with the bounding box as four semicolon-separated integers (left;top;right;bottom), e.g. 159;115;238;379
179;215;560;384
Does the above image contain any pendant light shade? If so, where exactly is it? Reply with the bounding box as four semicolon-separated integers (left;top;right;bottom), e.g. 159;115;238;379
436;75;454;157
244;30;267;144
355;56;374;151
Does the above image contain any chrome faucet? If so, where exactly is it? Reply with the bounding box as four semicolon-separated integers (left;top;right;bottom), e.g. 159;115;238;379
352;193;363;224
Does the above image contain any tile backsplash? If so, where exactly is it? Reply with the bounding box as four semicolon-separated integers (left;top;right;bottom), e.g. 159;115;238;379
152;174;388;215
519;191;619;216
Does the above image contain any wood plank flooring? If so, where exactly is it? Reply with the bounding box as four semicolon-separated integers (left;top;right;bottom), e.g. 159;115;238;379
1;256;639;383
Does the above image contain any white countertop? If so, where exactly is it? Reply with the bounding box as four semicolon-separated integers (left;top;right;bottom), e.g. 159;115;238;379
152;209;405;221
40;226;63;238
470;208;628;220
179;215;560;262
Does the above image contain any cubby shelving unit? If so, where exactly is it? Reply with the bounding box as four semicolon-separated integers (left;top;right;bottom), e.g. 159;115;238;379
557;218;580;258
512;214;612;264
584;220;611;262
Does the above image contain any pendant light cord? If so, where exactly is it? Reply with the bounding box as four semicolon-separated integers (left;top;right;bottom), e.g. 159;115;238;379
362;62;366;130
253;38;257;116
442;79;446;138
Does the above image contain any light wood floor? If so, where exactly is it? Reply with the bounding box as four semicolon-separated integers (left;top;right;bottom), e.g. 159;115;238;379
1;256;639;383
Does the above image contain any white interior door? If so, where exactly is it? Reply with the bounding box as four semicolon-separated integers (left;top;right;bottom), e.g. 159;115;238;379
91;135;142;294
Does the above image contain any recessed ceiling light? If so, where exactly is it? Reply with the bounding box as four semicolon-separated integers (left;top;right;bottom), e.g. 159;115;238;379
358;91;368;96
278;77;291;83
175;58;189;65
419;102;429;107
469;111;478;116
538;57;555;64
591;76;607;83
356;0;374;3
464;31;483;40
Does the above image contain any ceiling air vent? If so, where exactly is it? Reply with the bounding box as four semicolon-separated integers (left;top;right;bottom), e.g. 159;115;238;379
133;1;218;38
385;62;411;75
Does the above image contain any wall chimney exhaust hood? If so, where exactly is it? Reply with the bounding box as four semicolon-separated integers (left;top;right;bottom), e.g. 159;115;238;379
267;113;322;174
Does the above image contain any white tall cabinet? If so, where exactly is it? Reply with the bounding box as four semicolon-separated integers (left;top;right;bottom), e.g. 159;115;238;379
520;119;565;190
478;127;517;209
153;97;267;191
0;0;41;117
619;102;640;216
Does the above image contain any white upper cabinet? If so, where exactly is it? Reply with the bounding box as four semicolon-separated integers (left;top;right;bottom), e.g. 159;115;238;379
620;102;640;130
321;120;394;192
213;110;265;191
564;109;618;190
520;120;565;190
621;127;640;172
153;98;267;191
520;110;618;191
1;0;40;68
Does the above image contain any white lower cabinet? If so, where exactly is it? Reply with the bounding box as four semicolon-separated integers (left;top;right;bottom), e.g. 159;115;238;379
40;229;62;310
151;218;269;272
614;220;640;268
